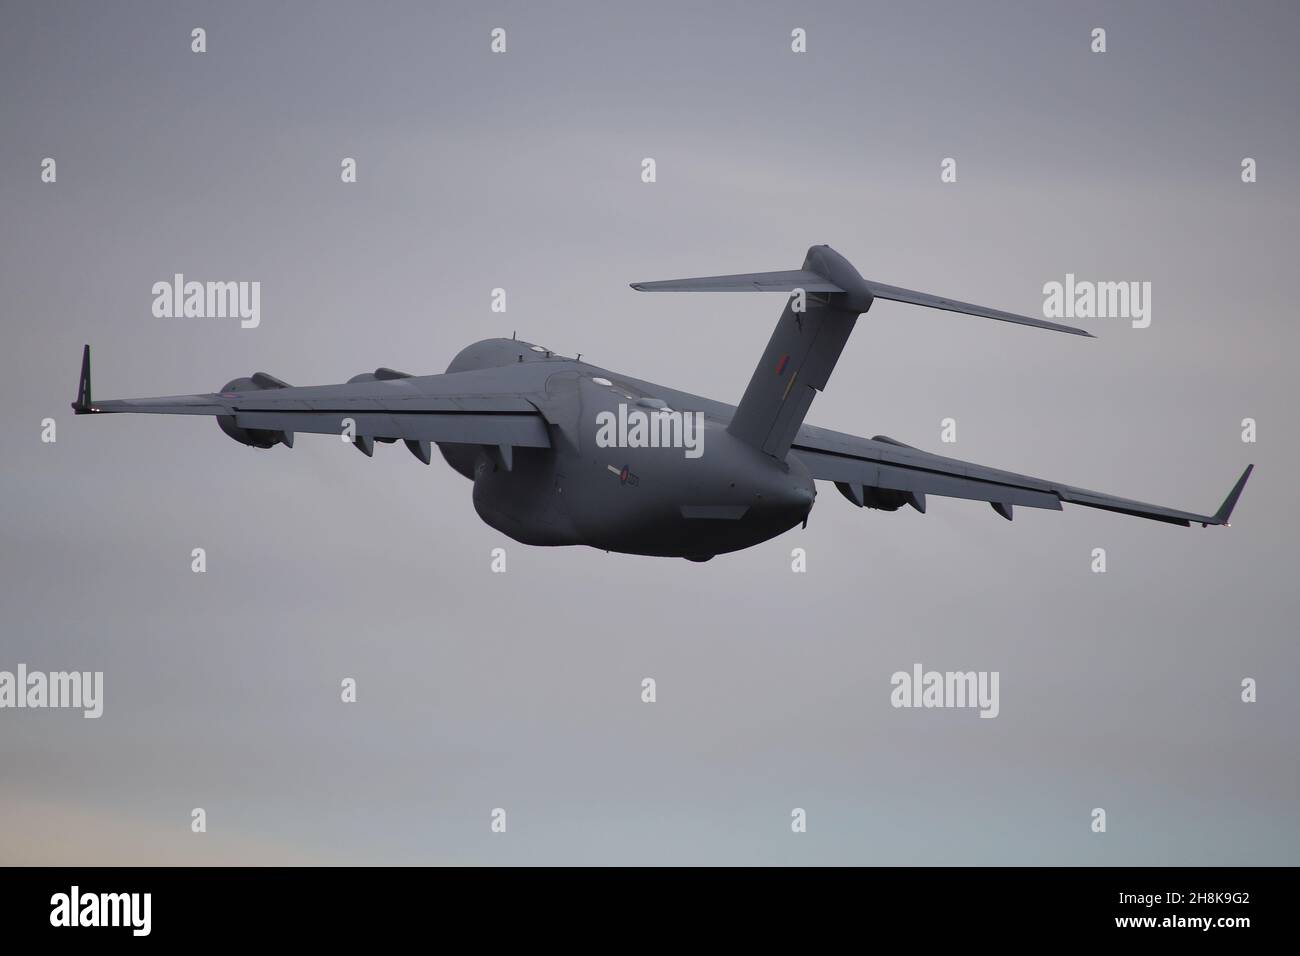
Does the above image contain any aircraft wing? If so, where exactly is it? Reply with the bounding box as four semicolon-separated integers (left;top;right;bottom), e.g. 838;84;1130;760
790;425;1252;528
70;345;551;455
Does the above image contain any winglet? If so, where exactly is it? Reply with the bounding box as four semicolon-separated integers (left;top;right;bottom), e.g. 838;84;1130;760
1210;464;1254;526
71;344;94;414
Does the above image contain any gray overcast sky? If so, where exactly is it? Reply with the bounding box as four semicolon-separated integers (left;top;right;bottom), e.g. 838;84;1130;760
1;0;1297;864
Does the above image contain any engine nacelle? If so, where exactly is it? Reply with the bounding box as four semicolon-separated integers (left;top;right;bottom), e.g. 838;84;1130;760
216;375;292;449
345;371;399;441
835;481;925;513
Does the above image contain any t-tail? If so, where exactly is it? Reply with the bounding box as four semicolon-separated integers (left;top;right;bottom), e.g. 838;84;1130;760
632;244;1090;458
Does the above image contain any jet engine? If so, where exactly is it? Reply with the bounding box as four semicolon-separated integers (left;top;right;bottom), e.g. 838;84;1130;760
344;368;413;444
215;372;293;449
835;481;926;513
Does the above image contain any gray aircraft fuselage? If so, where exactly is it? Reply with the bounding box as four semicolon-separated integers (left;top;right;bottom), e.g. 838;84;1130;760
441;337;814;561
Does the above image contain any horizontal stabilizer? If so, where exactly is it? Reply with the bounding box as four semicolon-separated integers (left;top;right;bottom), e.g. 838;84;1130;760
862;279;1094;337
630;270;843;294
630;251;1093;336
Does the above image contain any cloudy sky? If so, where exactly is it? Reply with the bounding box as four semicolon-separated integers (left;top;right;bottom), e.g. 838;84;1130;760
1;0;1296;864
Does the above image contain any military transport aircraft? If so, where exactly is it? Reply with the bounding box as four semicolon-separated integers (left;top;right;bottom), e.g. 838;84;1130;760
72;245;1252;561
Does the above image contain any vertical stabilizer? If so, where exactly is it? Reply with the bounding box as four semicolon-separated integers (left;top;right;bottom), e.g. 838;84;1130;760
725;245;872;457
